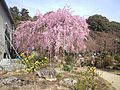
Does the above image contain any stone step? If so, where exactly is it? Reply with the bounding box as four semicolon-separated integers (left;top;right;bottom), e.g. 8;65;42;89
0;59;25;71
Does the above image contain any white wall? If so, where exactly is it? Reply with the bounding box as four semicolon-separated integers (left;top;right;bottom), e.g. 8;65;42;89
0;2;13;60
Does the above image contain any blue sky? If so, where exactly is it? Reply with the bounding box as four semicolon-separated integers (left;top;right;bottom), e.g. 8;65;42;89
6;0;120;22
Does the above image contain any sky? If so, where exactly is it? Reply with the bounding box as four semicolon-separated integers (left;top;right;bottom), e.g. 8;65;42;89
5;0;120;22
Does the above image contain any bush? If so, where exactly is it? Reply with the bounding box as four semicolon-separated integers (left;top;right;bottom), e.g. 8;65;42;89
95;57;104;68
64;52;76;65
63;64;73;72
75;67;97;90
85;60;92;66
112;55;120;70
84;52;93;66
114;55;120;63
20;52;48;73
95;54;113;68
103;55;113;67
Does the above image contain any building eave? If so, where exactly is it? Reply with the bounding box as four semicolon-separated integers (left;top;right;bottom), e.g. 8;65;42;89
0;0;14;24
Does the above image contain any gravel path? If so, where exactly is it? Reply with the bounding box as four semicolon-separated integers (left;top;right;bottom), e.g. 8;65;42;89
97;69;120;90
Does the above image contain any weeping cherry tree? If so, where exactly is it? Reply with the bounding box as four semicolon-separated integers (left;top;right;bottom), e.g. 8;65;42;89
13;8;90;61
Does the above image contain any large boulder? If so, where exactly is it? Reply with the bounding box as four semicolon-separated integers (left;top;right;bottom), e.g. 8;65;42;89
0;59;26;71
36;68;57;81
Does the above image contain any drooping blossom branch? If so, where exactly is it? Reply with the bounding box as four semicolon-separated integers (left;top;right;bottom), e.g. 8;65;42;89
13;8;90;54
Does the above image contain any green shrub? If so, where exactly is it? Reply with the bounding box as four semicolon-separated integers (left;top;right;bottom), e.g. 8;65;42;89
95;56;102;68
103;55;113;67
75;67;97;90
114;55;120;63
21;52;48;73
63;64;73;72
85;60;92;66
64;55;74;65
95;54;113;68
56;73;63;80
64;52;76;65
84;52;93;66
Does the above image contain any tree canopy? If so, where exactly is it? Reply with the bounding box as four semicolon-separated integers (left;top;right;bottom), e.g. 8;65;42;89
20;8;31;21
13;8;90;53
87;14;120;33
87;14;110;32
10;6;31;27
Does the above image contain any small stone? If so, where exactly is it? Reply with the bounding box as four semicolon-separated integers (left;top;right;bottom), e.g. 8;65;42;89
60;77;77;86
0;76;34;87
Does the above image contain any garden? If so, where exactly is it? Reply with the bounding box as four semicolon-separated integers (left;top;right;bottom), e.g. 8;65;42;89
0;8;120;90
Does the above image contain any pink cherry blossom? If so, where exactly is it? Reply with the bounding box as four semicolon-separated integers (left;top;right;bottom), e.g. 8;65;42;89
13;8;90;54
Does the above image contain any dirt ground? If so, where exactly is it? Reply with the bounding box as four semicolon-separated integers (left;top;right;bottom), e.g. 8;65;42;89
0;67;117;90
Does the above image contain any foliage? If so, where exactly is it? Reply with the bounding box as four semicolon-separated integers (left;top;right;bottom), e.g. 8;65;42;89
114;55;120;63
87;31;120;55
95;54;114;68
87;14;120;32
86;14;120;54
103;55;113;66
75;67;97;90
10;6;31;27
63;64;73;72
20;8;31;21
10;6;21;26
84;52;93;66
109;21;120;32
64;51;77;65
14;8;90;55
113;55;120;70
95;56;104;68
20;52;48;73
56;73;63;80
87;14;110;32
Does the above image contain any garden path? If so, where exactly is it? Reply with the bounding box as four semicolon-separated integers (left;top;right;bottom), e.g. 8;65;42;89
97;69;120;90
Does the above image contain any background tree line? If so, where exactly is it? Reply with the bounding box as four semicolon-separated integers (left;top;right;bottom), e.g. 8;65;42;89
86;14;120;55
10;6;120;34
87;14;120;33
